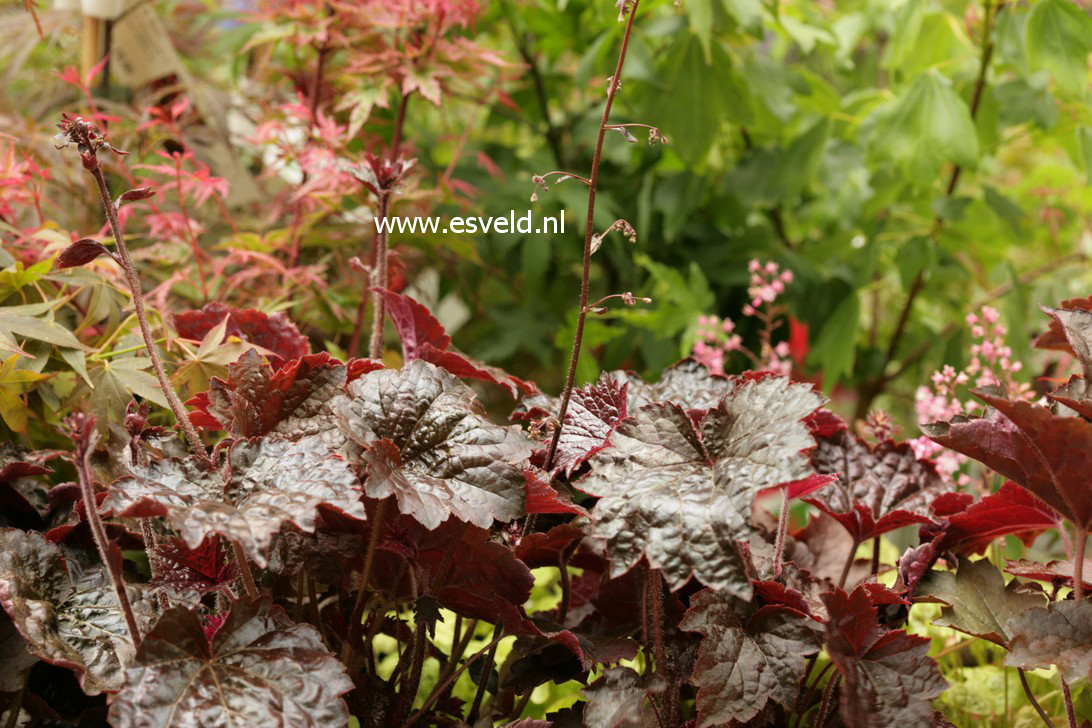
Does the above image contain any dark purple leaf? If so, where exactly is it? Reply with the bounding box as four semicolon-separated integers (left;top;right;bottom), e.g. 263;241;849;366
916;557;1045;646
1005;600;1092;684
524;470;589;517
187;349;380;437
102;436;364;566
581;666;656;728
153;535;237;596
377;288;537;397
541;373;629;476
173;302;310;363
329;360;532;529
109;598;352;727
822;585;947;728
921;481;1060;556
515;523;585;569
577;375;824;595
619;358;733;412
1034;296;1092;354
924;390;1092;529
680;589;819;726
1005;558;1092;591
54;238;114;269
117;186;157;203
807;429;949;543
1040;303;1092;379
370;512;535;625
0;528;165;694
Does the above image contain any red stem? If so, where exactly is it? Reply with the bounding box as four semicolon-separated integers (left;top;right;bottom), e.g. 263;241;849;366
89;167;210;466
1062;678;1077;728
467;623;503;724
406;631;505;727
76;442;142;647
367;194;391;360
232;540;259;599
815;673;841;727
1074;526;1086;603
772;488;790;578
543;0;640;472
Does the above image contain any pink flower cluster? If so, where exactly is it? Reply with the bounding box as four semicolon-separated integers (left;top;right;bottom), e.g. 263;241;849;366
692;260;793;376
910;305;1031;482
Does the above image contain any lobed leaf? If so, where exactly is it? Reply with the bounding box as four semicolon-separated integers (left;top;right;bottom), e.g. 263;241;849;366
924;389;1092;529
1006;600;1092;684
330;360;531;529
916;557;1045;646
0;529;163;694
109;598;352;727
173;302;309;363
578;375;824;595
680;589;819;726
103;436;364;566
823;585;947;728
807;429;948;543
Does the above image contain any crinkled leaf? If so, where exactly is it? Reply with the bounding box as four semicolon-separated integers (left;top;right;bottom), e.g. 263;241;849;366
187;349;380;437
1047;375;1092;419
525;373;628;477
103;436;364;566
173;302;309;363
619;358;733;411
924;389;1092;528
581;666;656;728
0;611;37;691
370;512;535;625
0;529;162;694
109;598;352;728
808;429;949;542
578;375;824;595
1005;558;1092;591
823;585;947;728
916;557;1046;646
1006;600;1092;684
377;288;536;397
329;360;531;529
680;589;819;726
153;535;237;595
1040;304;1092;380
1034;296;1092;354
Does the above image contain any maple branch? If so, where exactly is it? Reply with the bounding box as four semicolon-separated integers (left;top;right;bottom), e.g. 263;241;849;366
543;0;640;474
1018;668;1057;728
89;167;211;466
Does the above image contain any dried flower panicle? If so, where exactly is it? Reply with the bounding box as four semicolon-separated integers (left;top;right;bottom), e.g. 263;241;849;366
55;114;127;171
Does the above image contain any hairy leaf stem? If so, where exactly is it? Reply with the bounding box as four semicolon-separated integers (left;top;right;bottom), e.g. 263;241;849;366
75;435;142;647
406;630;505;726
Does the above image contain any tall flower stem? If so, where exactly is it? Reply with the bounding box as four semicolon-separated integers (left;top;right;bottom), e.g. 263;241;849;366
89;167;210;467
1074;525;1086;603
75;434;142;647
368;193;391;360
543;0;640;472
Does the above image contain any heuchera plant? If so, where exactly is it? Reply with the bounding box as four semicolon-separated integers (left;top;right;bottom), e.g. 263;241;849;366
4;3;1092;728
